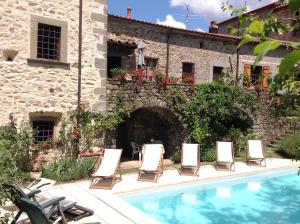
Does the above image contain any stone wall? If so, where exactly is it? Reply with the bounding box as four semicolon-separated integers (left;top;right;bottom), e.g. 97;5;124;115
108;15;287;85
252;90;297;144
106;79;195;113
107;79;296;146
217;4;300;42
0;0;107;126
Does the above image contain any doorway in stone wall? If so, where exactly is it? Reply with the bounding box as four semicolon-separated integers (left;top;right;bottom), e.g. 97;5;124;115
116;107;184;160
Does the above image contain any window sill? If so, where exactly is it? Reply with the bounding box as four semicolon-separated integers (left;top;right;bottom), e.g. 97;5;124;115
27;58;70;69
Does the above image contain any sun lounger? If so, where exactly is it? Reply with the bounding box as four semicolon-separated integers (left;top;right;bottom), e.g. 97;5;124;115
19;197;64;224
6;184;93;224
178;143;200;176
215;141;235;171
90;148;122;189
138;144;164;182
247;140;266;166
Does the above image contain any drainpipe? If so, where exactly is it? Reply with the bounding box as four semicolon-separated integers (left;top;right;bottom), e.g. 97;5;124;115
236;22;240;82
76;0;83;158
236;48;240;82
166;30;171;77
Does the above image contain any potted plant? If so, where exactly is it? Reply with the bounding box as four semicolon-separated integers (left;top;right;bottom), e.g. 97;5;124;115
110;68;128;80
169;76;179;84
183;74;194;84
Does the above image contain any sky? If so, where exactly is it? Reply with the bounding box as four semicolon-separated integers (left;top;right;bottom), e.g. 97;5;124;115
108;0;277;32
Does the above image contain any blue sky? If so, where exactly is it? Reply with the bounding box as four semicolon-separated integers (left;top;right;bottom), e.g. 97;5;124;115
109;0;277;32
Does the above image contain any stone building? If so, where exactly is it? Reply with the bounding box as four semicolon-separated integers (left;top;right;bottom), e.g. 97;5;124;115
108;12;287;89
214;1;300;42
0;1;294;160
0;0;107;140
107;11;291;156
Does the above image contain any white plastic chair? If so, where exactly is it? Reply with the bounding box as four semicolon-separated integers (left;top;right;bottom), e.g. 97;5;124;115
130;141;142;161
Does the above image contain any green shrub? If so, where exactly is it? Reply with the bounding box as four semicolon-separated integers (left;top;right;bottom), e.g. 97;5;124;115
170;149;181;164
166;83;257;153
276;132;300;160
201;149;216;162
42;157;97;182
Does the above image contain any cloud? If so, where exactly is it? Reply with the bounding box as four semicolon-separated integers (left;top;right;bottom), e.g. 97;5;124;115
170;0;277;22
195;27;205;32
157;14;187;29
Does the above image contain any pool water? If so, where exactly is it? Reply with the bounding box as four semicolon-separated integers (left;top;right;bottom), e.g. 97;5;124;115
124;170;300;224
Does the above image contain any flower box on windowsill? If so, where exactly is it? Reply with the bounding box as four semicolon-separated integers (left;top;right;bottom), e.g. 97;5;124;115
182;74;195;85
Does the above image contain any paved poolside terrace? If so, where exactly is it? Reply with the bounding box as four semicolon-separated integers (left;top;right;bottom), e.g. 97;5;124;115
30;158;300;224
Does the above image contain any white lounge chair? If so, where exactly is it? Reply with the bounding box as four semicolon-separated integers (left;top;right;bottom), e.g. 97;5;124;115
138;144;164;182
215;141;235;171
247;140;266;167
178;143;200;176
90;149;122;189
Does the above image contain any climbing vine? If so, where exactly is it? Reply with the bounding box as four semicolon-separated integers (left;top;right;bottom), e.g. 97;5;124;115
58;94;131;157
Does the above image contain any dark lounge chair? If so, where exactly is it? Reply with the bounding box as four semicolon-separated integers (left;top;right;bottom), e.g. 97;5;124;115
19;197;63;224
6;184;93;224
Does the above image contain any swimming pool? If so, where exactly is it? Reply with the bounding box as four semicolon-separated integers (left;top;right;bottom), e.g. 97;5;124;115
124;169;300;224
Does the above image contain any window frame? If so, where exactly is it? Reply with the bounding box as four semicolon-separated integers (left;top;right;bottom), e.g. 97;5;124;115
212;66;224;82
182;62;195;84
32;120;55;144
250;65;263;85
30;15;68;63
144;57;158;75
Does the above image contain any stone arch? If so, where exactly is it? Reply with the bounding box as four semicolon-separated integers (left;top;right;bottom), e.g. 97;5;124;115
116;106;185;159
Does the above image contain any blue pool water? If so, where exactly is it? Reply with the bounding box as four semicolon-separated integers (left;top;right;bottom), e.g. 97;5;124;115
124;170;300;224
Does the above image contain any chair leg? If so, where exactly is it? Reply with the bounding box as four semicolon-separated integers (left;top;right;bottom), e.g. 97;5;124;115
11;211;22;224
58;204;67;224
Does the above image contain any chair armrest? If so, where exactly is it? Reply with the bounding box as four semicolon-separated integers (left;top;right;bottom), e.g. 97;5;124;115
27;189;41;198
40;197;65;209
36;183;51;189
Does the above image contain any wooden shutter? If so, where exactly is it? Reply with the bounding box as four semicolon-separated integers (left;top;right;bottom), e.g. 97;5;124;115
263;66;270;88
244;64;251;86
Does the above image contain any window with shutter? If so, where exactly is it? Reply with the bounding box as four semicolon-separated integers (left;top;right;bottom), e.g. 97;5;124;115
263;66;270;88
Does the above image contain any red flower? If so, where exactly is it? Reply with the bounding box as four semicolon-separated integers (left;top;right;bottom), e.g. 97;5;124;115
73;128;81;139
159;77;169;90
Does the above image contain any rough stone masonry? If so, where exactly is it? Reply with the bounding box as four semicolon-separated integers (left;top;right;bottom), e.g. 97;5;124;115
0;0;107;126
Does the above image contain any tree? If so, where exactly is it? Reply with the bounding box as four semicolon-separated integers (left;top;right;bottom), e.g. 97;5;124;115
224;1;300;90
223;0;300;116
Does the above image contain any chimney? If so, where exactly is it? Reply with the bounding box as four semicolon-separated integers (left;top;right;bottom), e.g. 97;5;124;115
209;21;219;34
127;7;132;19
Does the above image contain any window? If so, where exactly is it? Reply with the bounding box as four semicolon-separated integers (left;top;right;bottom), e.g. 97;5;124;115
32;120;54;143
107;56;122;78
213;66;224;82
37;23;61;60
244;64;270;88
250;66;263;85
30;15;68;63
145;58;158;75
182;63;195;84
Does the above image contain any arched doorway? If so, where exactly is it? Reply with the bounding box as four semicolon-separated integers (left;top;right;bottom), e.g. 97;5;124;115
116;107;184;160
